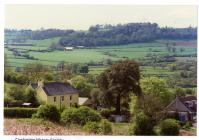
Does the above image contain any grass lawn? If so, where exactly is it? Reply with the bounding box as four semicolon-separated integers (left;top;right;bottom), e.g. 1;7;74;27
88;66;108;75
111;122;132;135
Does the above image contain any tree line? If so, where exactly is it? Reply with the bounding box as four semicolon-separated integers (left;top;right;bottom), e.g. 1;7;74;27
5;22;197;47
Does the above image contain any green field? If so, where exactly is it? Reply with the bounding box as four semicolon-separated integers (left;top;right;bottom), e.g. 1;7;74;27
5;39;197;77
5;48;196;66
88;66;107;75
5;41;170;65
7;46;47;51
25;37;61;48
141;66;178;75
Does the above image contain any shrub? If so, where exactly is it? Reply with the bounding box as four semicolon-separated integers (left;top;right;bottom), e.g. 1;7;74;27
90;88;102;109
61;106;101;126
4;107;37;118
7;86;26;101
34;104;60;122
133;112;154;135
100;108;112;119
4;72;29;84
160;119;180;136
24;88;40;107
6;100;24;107
100;119;112;135
166;112;179;120
76;106;102;124
83;119;112;135
182;122;192;130
128;124;135;135
83;122;102;134
4;96;14;107
71;103;79;108
60;107;79;125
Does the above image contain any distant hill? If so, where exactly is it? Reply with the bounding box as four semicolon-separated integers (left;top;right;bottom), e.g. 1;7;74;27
5;22;197;47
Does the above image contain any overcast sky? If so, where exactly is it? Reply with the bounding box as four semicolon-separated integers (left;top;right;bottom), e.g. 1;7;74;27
5;5;198;30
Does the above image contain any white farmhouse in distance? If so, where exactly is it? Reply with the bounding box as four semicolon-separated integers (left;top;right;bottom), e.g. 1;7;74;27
64;47;74;51
76;46;85;49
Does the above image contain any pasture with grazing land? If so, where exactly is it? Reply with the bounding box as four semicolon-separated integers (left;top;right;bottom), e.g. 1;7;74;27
5;39;197;70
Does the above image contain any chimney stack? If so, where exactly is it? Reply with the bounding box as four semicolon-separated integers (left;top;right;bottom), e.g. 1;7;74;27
38;79;44;87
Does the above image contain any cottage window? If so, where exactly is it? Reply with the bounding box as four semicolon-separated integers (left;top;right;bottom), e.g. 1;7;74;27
61;96;64;101
54;97;56;102
70;95;72;100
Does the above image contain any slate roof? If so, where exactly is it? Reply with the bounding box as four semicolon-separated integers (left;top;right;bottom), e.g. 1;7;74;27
180;96;197;112
166;97;191;112
179;96;197;103
30;83;38;89
41;82;78;96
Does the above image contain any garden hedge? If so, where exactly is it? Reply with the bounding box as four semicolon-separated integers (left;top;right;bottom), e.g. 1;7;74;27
4;107;37;118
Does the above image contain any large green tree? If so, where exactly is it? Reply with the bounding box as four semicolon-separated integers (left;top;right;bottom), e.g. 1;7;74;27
25;88;40;107
140;77;174;105
23;63;48;82
71;75;94;97
135;94;165;125
98;60;141;114
90;88;103;109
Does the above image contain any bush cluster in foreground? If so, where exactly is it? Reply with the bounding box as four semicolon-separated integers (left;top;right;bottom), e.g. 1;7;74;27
160;119;180;136
83;119;112;135
32;105;112;134
130;111;180;136
6;104;181;136
61;106;102;125
133;111;155;135
33;104;60;122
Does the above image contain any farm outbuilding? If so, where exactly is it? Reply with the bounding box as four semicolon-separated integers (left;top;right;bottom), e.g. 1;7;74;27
166;96;197;122
64;47;74;51
22;103;32;107
78;97;89;105
76;46;85;49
